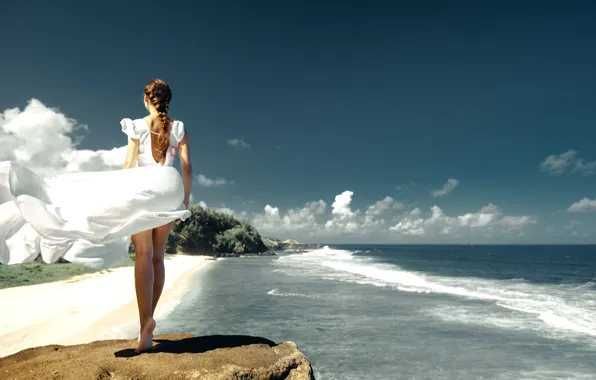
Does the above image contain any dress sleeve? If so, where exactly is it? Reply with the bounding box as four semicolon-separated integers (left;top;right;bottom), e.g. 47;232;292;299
120;118;140;139
172;121;186;143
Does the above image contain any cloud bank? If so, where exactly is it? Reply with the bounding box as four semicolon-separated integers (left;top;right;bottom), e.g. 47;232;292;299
203;190;534;242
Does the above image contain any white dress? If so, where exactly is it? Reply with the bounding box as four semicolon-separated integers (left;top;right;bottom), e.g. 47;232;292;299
0;118;191;268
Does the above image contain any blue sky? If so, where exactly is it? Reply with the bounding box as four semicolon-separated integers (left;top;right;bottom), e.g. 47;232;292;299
1;1;596;243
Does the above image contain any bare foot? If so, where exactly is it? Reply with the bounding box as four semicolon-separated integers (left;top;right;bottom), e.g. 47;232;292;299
135;318;156;354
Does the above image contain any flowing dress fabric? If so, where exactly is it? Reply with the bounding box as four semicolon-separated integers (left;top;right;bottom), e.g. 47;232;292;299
0;118;190;268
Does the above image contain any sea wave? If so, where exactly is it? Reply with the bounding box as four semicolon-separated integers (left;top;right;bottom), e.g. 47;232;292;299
268;288;303;297
267;288;320;298
275;246;596;343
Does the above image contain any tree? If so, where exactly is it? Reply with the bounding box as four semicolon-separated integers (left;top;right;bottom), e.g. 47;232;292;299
166;204;269;256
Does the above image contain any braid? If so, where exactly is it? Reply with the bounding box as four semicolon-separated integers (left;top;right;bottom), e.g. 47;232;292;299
144;79;172;164
154;101;170;163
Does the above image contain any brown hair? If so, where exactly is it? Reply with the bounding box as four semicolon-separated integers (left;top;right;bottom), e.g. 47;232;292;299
144;79;172;164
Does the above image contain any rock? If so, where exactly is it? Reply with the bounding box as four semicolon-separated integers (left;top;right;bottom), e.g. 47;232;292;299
0;334;316;380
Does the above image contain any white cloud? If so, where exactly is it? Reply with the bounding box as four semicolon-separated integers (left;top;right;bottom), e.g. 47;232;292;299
195;201;248;220
227;138;251;148
389;208;426;236
365;196;404;216
324;191;362;232
497;215;535;228
362;196;404;229
330;191;356;218
431;178;459;197
195;174;235;187
253;200;327;233
389;203;535;237
567;198;596;212
0;99;126;176
249;190;534;241
540;150;596;176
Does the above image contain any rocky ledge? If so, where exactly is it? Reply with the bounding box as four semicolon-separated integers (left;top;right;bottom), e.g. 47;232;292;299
0;334;316;380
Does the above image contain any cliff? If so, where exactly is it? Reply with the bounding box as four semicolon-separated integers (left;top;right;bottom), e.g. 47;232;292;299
161;204;270;257
0;334;316;380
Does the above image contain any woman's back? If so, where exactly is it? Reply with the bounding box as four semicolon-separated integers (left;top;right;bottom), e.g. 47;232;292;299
120;117;185;167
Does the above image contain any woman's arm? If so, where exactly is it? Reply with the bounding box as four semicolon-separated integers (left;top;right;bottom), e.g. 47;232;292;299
123;137;139;169
177;131;192;208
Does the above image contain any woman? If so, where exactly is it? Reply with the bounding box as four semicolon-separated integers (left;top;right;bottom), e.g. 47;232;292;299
0;79;192;353
122;79;193;352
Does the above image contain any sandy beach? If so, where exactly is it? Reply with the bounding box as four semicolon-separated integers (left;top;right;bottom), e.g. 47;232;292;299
0;254;211;358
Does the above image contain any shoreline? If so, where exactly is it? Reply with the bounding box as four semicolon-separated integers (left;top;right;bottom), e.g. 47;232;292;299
0;254;212;358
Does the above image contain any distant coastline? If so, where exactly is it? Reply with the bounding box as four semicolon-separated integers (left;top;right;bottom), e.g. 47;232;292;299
262;237;324;252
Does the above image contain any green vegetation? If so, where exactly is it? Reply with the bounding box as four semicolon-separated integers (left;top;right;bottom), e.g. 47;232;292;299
262;236;282;249
167;204;269;256
0;204;271;289
0;254;183;289
0;256;131;290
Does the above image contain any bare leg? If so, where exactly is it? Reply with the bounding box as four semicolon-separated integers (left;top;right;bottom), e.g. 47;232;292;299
131;229;156;353
151;221;173;316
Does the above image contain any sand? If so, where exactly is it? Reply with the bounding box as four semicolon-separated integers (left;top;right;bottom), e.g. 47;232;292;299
0;254;211;358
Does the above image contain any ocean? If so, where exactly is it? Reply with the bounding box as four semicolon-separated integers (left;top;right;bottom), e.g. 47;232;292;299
157;245;596;379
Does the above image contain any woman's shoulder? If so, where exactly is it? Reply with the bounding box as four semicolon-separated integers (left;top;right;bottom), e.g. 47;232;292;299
120;117;148;139
121;116;148;123
170;119;186;142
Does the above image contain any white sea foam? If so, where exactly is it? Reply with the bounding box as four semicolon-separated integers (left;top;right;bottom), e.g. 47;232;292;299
497;370;596;380
267;288;310;298
275;247;596;343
